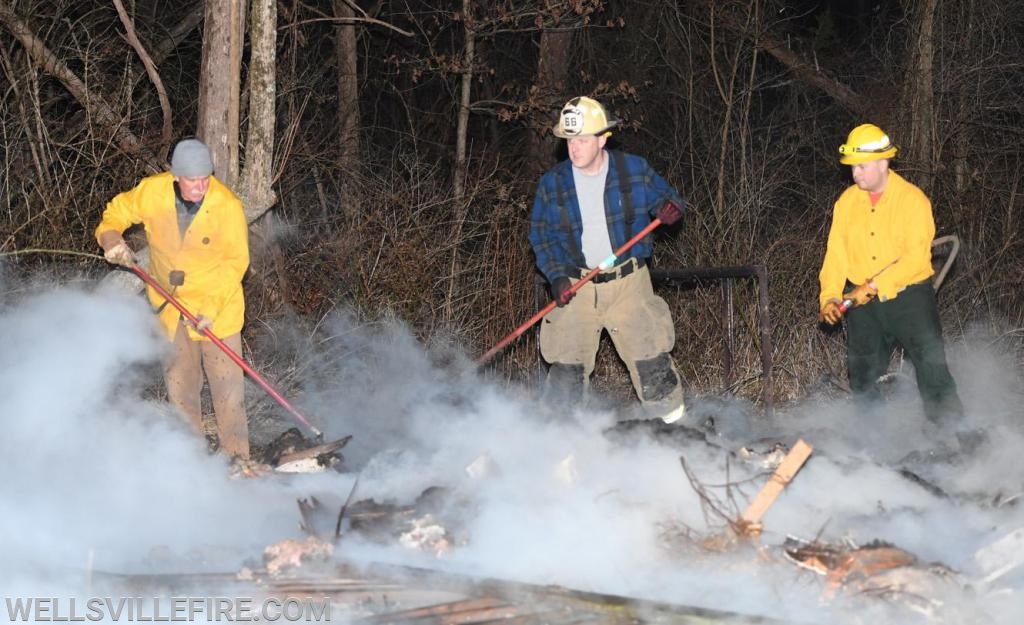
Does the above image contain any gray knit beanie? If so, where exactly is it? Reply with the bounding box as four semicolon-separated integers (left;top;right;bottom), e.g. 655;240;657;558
170;139;214;177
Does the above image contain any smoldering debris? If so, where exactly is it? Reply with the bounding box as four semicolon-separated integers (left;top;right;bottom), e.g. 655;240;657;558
779;536;994;623
266;426;1021;623
225;428;353;478
262;536;335;577
294;485;470;557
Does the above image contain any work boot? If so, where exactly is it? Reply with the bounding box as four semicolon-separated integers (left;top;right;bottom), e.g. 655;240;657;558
542;363;587;406
657;400;686;424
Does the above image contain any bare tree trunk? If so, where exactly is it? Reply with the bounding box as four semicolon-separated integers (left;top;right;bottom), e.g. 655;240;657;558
527;28;572;177
333;0;361;175
709;4;747;253
445;0;475;321
738;2;761;228
240;0;277;218
113;0;173;147
242;0;287;306
951;0;975;195
454;0;474;201
0;50;49;188
198;0;245;186
900;0;939;192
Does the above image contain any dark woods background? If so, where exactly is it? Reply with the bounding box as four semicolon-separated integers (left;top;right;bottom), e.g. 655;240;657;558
1;0;1022;406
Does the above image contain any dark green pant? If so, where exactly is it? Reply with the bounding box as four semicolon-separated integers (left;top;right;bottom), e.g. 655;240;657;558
846;283;963;424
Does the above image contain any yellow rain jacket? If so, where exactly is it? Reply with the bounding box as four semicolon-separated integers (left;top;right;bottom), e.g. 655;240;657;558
96;171;249;341
819;170;935;308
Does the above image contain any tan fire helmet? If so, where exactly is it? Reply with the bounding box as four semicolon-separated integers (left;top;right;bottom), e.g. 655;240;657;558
553;96;618;139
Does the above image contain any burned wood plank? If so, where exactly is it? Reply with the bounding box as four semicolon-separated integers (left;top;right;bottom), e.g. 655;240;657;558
353;596;522;624
974;527;1024;584
92;559;800;625
739;439;813;535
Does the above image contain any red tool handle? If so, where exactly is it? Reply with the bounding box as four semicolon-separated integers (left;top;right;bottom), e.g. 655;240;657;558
130;265;323;439
476;218;663;365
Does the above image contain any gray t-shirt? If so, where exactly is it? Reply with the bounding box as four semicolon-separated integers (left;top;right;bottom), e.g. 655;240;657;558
573;152;613;268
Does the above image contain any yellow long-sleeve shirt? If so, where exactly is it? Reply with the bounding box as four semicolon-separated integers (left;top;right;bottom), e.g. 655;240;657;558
819;170;935;308
96;172;249;341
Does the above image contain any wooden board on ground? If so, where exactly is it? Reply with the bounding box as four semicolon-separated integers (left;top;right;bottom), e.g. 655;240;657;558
741;439;813;528
974;526;1024;584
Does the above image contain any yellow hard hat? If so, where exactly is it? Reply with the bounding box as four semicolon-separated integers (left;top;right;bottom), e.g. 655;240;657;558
553;96;618;138
838;124;898;164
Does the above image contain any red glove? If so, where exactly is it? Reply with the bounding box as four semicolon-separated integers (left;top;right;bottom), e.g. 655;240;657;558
656;200;684;226
552;277;575;307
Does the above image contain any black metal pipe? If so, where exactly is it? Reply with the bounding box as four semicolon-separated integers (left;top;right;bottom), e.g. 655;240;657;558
652;264;774;417
755;264;775;418
722;278;734;388
529;264;776;418
651;265;762;283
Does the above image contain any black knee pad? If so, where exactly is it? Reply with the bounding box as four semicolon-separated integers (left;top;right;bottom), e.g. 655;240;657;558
635;353;679;402
544;362;586;402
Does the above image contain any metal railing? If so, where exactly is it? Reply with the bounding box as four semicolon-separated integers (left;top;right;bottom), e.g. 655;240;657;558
533;264;776;416
651;265;774;416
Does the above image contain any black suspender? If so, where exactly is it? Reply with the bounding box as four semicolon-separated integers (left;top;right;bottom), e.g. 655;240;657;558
554;163;584;266
609;150;635;241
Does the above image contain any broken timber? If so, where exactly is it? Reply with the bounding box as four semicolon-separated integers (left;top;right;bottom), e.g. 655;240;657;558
974;526;1024;585
738;439;813;537
92;560;806;624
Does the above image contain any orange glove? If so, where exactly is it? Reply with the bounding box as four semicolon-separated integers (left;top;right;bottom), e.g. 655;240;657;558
843;282;878;308
819;299;842;325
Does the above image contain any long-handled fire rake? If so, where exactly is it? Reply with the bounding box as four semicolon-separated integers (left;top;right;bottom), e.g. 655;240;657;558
130;264;324;440
476;217;664;365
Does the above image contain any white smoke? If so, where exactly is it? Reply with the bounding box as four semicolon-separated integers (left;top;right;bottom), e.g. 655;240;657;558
2;280;1022;624
0;283;317;595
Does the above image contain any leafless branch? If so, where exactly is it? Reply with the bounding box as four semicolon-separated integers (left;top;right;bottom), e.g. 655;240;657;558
112;0;172;145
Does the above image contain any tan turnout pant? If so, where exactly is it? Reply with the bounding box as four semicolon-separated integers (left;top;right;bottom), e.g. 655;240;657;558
164;321;250;459
539;262;684;413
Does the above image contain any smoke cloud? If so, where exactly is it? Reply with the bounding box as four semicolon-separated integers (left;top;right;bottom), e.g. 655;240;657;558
2;279;1022;624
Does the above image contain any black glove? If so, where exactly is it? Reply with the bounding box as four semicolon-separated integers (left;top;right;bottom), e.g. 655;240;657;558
552;277;575;307
656;200;684;226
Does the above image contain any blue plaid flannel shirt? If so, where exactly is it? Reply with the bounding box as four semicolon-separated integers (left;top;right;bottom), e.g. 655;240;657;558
529;150;685;283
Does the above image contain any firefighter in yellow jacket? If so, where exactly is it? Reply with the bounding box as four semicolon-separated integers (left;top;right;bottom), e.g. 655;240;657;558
96;138;251;459
818;124;963;427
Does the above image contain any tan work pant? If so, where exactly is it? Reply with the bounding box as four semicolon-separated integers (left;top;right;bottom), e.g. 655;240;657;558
539;263;683;411
164;321;250;459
